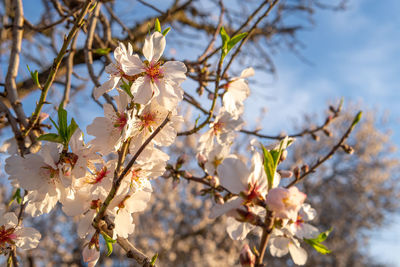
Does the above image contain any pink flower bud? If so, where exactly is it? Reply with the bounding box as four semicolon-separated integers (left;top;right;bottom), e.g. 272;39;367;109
82;245;100;267
240;244;256;267
197;153;207;165
208;93;215;100
265;187;306;221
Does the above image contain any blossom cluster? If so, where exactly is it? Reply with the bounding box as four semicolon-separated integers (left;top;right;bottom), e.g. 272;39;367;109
1;24;329;266
195;67;324;265
4;30;186;265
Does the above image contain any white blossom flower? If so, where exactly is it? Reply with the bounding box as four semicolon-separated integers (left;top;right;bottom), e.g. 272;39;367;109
265;186;306;221
210;150;279;219
124;32;187;109
198;108;243;154
93;42;137;99
203;143;231;175
269;229;308;266
288;203;319;239
87;92;134;155
222;67;254;117
129;99;183;151
82;244;100;267
0;209;41;251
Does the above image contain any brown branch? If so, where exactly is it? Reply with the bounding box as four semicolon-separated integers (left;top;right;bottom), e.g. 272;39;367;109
285;111;362;188
5;0;28;130
137;0;165;15
255;210;275;266
61;32;79;107
23;0;95;138
240;102;342;140
197;0;225;62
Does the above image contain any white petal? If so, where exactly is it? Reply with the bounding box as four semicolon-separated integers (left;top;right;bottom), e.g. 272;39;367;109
226;217;255;240
14;227;41;250
132;78;154;105
82;245;100;267
240;67;255;78
269;236;289;257
114;211;135;238
163;61;187;84
217;156;249;194
288;242;308;265
94;76;120;100
143;32;165;62
0;212;18;228
209;197;242;219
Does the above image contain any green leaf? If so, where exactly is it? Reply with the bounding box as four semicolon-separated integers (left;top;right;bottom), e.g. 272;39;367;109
304;228;333;255
66;118;79;143
351;111;362;129
58;103;68;141
8;188;22;207
227;32;248;51
93;48;111;55
150;253;158;266
49;116;60;132
220;26;230;59
304;239;332;254
162;27;171;36
27;65;40;88
154;18;162;33
37;133;64;144
262;145;275;189
120;79;134;98
101;232;116;257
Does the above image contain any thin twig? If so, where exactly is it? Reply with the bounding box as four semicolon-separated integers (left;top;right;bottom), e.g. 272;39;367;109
62;32;79;107
23;0;95;138
137;0;165;15
285;111;362;188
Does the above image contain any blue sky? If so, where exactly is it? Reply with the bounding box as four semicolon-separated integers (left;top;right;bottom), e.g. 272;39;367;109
4;0;400;265
252;0;400;265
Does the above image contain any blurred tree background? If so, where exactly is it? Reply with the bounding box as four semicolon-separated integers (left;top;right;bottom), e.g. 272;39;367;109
0;0;398;266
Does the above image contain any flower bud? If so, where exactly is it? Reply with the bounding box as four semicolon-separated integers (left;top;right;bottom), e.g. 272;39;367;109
214;192;224;205
208;93;215;100
323;128;332;137
301;164;309;173
293;166;300;179
280;150;288;162
239;244;256;267
311;133;320;141
197;153;207;166
82;245;100;267
278;170;293;178
209;175;220;188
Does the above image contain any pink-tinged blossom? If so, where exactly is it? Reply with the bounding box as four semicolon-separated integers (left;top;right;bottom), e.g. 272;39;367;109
87;92;133;155
123;32;187;109
269;229;308;266
93;42;137;99
82;245;100;267
265;187;306;221
288;203;319;239
239;243;256;267
129;100;183;151
210;151;280;220
0;209;41;251
198;108;243;154
222;67;254;118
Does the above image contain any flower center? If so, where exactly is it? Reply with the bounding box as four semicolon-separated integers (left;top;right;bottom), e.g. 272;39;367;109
295;215;304;226
138;112;157;131
144;61;163;82
0;225;17;248
213;121;224;134
114;112;127;131
89;166;110;184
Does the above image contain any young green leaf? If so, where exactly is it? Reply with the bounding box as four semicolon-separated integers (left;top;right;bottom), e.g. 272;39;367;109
220;26;230;58
262;145;275;189
58;104;68;140
67;118;79;142
162;27;171;36
227;32;248;51
27;65;40;88
154;18;162;33
150;253;158;266
101;232;116;257
304;228;333;255
49;116;60;132
93;48;111;55
37;133;64;144
351;111;362;129
120;80;134;98
304;239;332;254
